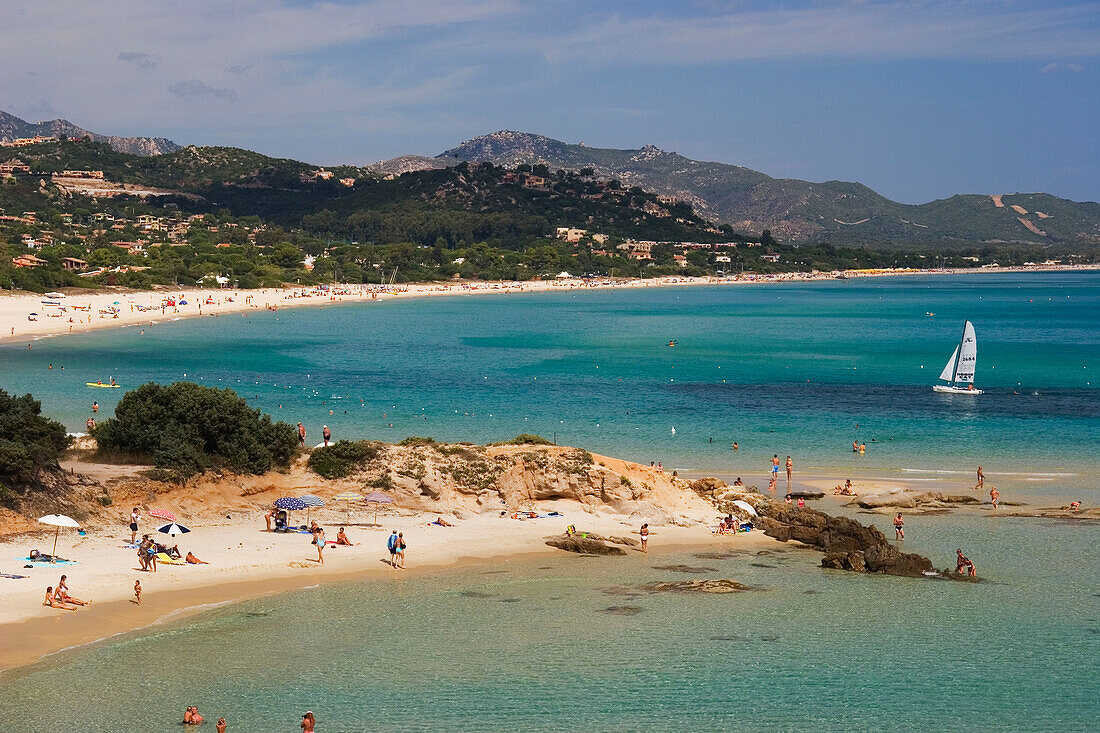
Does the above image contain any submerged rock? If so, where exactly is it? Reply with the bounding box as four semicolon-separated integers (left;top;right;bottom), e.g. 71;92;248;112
651;564;716;574
641;579;759;594
599;605;644;616
787;490;824;500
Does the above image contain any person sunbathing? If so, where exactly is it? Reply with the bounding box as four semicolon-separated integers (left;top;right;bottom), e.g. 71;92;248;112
431;517;454;527
335;527;356;545
44;586;76;611
185;551;208;564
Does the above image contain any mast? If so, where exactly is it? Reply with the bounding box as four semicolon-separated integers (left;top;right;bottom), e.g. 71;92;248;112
950;320;967;385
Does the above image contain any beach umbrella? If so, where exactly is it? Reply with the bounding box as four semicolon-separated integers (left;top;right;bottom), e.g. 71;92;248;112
333;491;363;522
299;494;325;524
732;500;758;517
157;522;191;537
37;514;79;557
147;508;176;521
275;496;308;529
364;492;394;525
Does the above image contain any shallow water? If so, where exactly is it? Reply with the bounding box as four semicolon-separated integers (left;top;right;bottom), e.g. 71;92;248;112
1;513;1096;731
2;272;1097;495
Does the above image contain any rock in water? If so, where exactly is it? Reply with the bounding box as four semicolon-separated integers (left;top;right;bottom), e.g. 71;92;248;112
641;579;759;594
545;535;627;555
599;605;644;615
787;490;825;499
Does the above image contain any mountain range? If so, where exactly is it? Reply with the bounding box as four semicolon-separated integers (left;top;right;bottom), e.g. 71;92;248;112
2;109;1097;246
0;110;180;156
431;131;1099;247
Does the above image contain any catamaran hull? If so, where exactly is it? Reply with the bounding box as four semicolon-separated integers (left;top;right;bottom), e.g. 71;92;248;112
933;385;983;395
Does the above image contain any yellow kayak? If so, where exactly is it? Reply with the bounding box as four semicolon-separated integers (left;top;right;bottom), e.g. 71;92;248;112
86;382;120;388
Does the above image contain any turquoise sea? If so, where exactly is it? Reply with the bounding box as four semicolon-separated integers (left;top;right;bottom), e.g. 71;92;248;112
1;511;1097;732
2;272;1098;494
1;272;1098;730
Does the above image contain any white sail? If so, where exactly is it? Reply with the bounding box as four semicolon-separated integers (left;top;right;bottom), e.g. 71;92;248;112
939;346;959;382
955;320;977;383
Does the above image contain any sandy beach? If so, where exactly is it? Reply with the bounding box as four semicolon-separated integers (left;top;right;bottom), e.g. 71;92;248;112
3;266;1092;345
0;500;770;673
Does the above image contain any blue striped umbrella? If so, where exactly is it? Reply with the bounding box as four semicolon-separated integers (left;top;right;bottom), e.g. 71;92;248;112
274;497;307;511
299;495;325;523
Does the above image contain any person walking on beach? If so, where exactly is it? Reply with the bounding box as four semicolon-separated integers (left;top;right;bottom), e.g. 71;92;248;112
129;507;140;544
785;456;793;487
640;523;649;552
297;422;306;447
894;513;905;540
312;525;325;564
989;486;999;509
322;424;332;446
396;532;406;568
976;465;985;489
387;530;399;566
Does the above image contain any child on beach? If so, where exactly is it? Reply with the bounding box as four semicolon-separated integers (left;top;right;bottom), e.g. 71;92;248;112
134;580;142;605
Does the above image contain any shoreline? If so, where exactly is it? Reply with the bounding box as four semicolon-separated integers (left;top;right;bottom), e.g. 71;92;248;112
0;507;770;674
2;265;1094;346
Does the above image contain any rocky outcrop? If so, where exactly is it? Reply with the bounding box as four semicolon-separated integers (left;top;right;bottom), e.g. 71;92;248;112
545;535;626;555
787;490;824;500
685;483;938;578
855;489;981;509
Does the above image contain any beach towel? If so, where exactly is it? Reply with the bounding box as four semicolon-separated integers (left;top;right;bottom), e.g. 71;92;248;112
21;556;77;566
1;572;29;579
155;553;186;565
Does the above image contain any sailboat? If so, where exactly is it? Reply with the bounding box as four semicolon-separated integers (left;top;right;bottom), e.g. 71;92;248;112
933;320;983;394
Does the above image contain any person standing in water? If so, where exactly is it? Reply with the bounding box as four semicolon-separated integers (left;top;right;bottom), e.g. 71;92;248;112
785;456;793;487
976;465;985;489
989;486;999;509
92;401;99;413
640;523;649;552
894;513;905;540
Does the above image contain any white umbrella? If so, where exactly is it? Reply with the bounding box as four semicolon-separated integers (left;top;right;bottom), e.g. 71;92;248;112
38;514;79;557
732;500;758;516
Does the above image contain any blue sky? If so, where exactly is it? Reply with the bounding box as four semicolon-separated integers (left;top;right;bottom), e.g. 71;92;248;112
2;0;1097;203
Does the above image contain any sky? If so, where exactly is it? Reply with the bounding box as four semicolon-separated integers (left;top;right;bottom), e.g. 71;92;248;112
1;0;1097;204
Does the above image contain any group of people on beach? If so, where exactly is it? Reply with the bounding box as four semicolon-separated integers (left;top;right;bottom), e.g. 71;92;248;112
42;574;90;611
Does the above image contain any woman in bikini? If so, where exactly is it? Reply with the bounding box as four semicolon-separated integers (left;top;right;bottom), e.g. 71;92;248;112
44;586;77;611
640;523;649;552
56;574;90;605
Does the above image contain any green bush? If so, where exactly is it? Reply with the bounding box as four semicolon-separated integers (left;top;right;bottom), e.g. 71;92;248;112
397;436;436;447
492;433;554;446
0;389;71;505
94;382;297;480
307;440;379;479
